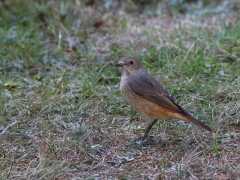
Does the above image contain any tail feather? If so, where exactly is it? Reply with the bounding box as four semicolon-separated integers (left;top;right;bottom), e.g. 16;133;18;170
167;109;213;132
178;106;213;133
185;115;213;133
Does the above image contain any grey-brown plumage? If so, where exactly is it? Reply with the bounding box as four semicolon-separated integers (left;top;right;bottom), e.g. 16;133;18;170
116;57;213;143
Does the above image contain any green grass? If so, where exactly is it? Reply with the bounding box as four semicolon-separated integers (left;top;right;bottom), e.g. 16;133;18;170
0;0;240;179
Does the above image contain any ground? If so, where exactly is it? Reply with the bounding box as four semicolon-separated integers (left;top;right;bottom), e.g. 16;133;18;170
0;0;240;179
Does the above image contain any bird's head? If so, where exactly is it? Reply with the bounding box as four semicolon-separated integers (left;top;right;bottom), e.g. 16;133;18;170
116;57;143;76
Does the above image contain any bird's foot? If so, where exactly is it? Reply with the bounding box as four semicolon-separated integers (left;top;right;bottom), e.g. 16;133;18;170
133;136;144;145
132;136;156;146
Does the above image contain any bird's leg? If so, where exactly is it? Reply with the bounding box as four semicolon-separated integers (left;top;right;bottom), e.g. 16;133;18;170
142;119;158;141
133;119;158;145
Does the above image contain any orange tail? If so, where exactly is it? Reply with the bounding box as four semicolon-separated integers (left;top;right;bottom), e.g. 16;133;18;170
185;115;213;133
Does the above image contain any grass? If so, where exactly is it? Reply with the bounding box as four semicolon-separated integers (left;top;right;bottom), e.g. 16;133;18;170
0;0;240;179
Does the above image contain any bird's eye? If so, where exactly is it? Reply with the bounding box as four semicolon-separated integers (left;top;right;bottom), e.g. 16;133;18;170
129;60;134;65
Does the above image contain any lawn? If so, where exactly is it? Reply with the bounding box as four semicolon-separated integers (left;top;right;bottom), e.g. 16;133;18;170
0;0;240;179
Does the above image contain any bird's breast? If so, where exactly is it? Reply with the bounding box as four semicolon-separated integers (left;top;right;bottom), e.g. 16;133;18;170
120;76;128;91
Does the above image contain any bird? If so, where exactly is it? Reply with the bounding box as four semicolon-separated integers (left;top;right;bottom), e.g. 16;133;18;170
116;57;213;144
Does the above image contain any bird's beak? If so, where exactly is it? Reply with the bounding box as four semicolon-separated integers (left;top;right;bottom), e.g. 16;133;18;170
115;62;123;67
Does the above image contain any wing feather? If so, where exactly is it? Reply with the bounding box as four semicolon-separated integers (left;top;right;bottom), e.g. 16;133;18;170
128;73;187;114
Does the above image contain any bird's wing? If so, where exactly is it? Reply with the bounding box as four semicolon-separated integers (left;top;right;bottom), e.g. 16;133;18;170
128;74;186;114
128;73;213;133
